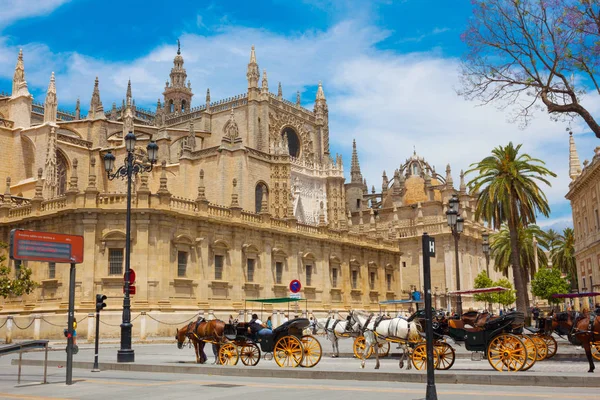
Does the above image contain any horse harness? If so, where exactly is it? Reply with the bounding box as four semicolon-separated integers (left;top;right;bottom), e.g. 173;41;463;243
186;317;207;343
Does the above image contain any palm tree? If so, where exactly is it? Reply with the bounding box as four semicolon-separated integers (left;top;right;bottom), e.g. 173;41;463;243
550;227;577;291
544;228;561;255
467;142;556;316
490;225;549;280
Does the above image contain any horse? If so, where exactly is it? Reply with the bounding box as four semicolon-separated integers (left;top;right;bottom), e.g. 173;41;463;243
175;318;226;364
352;309;421;370
314;312;361;357
551;310;599;373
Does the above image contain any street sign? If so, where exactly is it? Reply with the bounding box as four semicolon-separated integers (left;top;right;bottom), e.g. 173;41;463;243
9;229;84;264
125;269;136;284
289;279;301;293
289;293;301;299
427;237;436;257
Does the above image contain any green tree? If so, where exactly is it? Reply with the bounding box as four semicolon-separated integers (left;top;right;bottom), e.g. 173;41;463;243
459;0;600;138
0;244;37;299
467;142;556;317
544;229;561;253
473;271;495;306
531;267;571;304
490;224;549;280
493;278;517;307
550;227;577;291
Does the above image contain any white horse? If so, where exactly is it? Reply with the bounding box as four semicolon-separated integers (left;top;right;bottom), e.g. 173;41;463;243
314;313;360;357
352;309;421;369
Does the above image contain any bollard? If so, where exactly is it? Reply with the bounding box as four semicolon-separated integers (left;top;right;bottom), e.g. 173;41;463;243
140;312;147;341
238;310;244;323
5;316;13;344
33;314;41;340
207;310;213;320
87;313;94;343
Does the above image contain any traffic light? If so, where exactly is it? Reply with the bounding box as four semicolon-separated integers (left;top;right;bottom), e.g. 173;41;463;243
95;294;107;312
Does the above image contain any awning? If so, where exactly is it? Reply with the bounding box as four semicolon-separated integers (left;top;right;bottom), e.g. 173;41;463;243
245;297;305;304
551;292;600;299
448;287;508;295
379;299;425;305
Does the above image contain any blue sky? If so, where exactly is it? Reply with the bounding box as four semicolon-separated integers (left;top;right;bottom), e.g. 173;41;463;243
1;0;598;231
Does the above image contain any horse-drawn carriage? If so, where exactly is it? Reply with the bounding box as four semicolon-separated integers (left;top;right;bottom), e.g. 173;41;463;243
217;297;322;368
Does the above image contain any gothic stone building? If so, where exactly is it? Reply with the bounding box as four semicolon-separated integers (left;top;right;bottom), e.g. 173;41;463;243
0;46;496;340
566;133;600;308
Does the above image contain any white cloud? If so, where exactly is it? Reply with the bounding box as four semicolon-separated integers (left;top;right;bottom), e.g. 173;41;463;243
0;0;70;28
0;15;593;220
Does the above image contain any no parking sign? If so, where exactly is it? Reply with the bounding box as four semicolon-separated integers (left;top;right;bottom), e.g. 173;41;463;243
289;279;301;293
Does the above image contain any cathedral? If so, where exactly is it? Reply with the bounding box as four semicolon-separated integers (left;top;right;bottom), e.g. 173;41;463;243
0;45;497;340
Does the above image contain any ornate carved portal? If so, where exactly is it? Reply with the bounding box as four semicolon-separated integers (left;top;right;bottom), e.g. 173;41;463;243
56;150;68;196
268;111;314;161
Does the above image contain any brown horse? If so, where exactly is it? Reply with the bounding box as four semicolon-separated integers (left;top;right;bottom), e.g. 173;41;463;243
175;319;226;364
551;311;599;373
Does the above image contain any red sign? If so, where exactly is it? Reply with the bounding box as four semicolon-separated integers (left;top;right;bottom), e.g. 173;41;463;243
125;269;136;284
124;285;136;295
9;229;84;264
290;279;302;293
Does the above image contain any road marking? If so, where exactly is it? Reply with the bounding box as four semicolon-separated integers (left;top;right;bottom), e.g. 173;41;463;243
0;394;69;400
81;378;598;399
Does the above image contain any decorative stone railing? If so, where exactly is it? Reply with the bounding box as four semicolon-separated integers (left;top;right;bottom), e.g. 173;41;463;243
41;196;67;211
208;203;232;218
8;204;32;218
97;193;129;206
241;211;262;224
170;196;196;212
57;133;92;149
0;194;30;205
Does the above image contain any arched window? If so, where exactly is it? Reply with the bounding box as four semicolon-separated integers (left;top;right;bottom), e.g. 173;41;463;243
411;163;420;176
255;183;268;213
169;100;174;113
181;100;187;112
281;127;300;158
56;151;68;196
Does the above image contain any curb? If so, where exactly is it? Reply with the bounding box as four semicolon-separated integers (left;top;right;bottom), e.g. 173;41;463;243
12;359;599;388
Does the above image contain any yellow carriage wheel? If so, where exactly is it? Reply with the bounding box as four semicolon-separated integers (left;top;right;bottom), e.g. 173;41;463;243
542;335;557;359
530;335;548;361
411;343;440;370
376;341;391;357
592;342;600;361
487;333;527;372
239;343;261;366
218;343;239;366
434;342;455;370
299;335;322;368
273;336;304;368
519;335;537;371
353;336;374;359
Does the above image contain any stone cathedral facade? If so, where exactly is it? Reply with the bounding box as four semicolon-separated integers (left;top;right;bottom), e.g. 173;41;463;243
0;46;497;339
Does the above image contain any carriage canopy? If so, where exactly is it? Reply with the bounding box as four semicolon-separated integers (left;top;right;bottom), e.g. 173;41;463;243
447;286;508;295
551;292;600;299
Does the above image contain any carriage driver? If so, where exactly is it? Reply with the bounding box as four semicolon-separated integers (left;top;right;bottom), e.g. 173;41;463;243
248;313;272;337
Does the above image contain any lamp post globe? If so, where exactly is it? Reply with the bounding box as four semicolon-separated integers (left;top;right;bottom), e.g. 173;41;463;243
446;208;457;227
125;131;137;152
103;151;115;173
147;141;159;163
456;215;464;233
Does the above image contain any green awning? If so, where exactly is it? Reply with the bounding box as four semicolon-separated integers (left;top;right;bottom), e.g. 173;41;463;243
245;297;304;304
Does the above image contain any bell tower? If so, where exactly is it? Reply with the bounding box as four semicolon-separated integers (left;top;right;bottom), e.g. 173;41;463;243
163;40;193;115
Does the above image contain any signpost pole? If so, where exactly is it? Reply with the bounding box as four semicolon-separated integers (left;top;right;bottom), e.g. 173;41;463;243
422;233;437;400
92;308;100;372
66;262;76;385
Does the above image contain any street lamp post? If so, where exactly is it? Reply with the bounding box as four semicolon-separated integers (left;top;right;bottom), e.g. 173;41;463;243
446;194;464;315
482;230;490;276
104;132;158;363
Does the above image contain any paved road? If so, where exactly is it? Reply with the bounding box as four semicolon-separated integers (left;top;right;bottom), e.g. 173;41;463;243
0;364;598;400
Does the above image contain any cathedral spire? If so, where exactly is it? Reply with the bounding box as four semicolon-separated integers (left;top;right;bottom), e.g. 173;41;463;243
351;139;363;184
459;170;466;193
164;40;192;114
188;121;196;150
277;82;282;99
75;97;81;120
316;81;326;102
246;45;259;90
296;91;301;106
569;131;582;180
177;38;181;55
206;88;211;112
126;79;132;106
261;70;268;94
43;72;57;124
88;76;105;120
12;49;30;97
445;164;453;187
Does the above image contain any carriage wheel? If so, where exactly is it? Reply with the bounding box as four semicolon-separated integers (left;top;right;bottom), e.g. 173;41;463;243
239;343;261;366
592;342;600;361
299;335;322;368
434;342;455;370
530;335;548;361
487;333;527;372
218;343;239;366
542;335;557;359
519;335;537;371
376;341;391;357
274;336;304;367
353;336;374;359
411;343;440;370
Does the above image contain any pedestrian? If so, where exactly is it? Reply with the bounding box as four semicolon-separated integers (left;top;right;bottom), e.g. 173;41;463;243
266;316;273;329
72;318;77;345
228;314;234;324
282;314;289;324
